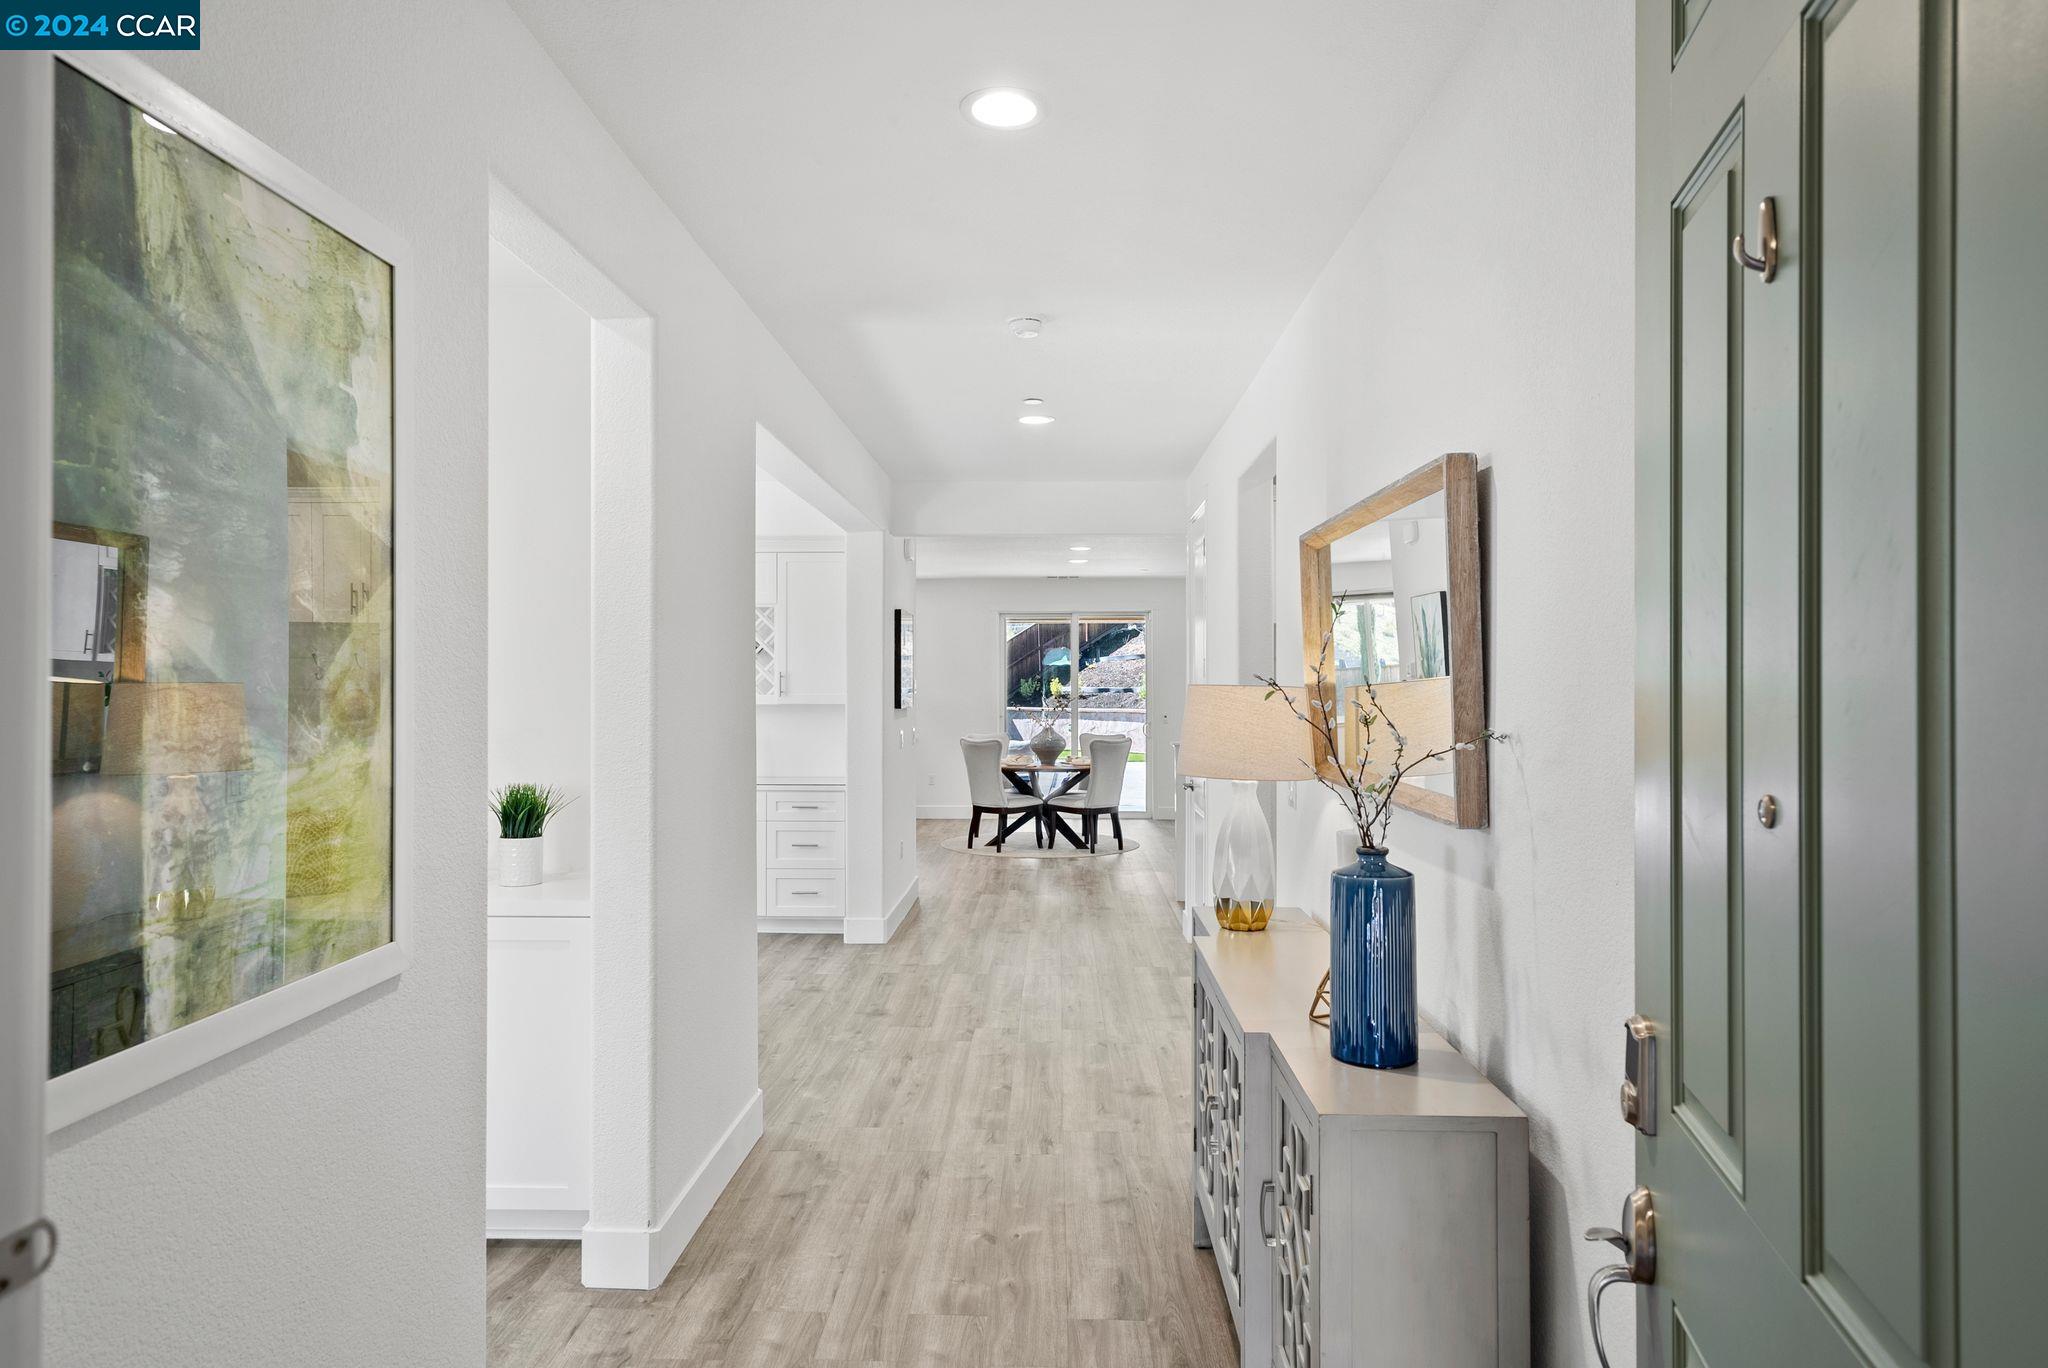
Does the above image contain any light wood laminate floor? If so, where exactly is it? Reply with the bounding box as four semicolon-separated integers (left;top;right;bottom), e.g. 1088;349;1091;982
488;818;1236;1368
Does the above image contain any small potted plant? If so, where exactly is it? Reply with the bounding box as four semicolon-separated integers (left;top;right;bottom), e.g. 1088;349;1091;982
1260;620;1494;1069
490;782;572;888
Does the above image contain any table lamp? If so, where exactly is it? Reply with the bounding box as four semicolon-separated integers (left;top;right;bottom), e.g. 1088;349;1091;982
1178;684;1312;931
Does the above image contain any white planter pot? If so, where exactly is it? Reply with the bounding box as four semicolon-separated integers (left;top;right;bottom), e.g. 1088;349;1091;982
499;836;543;887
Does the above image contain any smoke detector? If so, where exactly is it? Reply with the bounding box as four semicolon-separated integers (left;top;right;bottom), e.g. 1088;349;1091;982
1007;316;1044;339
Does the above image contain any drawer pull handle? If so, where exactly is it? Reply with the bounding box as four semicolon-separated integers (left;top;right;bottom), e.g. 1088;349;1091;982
790;843;823;849
791;890;821;897
789;804;821;810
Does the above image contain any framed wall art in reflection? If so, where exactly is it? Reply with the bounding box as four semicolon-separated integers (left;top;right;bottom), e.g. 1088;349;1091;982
895;608;915;710
46;55;413;1130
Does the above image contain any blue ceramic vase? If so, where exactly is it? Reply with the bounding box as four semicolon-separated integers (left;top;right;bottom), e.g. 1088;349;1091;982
1328;846;1417;1068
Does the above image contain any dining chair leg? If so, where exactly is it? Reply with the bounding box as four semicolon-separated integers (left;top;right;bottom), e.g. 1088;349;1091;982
1111;811;1124;850
1035;809;1044;848
968;810;982;848
1087;812;1098;853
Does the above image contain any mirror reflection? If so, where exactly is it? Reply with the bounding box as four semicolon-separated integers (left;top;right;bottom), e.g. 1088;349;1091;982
1327;491;1456;797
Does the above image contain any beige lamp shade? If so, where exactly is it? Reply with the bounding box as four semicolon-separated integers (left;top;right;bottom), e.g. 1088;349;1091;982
1178;684;1313;782
101;682;252;777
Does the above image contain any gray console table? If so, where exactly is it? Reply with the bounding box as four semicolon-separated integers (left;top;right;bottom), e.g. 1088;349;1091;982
1192;909;1530;1367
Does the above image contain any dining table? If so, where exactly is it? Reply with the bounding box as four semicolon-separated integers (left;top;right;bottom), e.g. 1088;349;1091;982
999;752;1093;849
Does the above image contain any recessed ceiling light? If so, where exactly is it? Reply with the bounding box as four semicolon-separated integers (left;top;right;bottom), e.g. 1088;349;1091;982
1068;559;1089;565
1018;414;1055;426
1007;316;1044;339
1069;545;1091;552
1021;397;1045;406
963;88;1041;130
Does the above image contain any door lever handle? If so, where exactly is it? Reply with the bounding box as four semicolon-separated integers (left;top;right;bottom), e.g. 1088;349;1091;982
1732;196;1779;282
1584;1187;1656;1368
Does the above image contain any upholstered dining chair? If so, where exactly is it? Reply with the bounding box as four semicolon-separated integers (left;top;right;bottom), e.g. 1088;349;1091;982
960;736;1043;850
1046;734;1131;851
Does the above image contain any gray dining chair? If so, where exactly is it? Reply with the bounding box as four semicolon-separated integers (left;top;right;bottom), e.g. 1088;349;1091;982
1046;734;1131;851
960;736;1042;850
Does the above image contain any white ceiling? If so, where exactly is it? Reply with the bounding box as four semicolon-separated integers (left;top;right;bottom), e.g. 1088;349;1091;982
914;534;1184;580
1329;489;1444;562
506;0;1494;483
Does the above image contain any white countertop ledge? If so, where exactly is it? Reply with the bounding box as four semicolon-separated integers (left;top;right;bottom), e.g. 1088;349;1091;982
487;872;592;918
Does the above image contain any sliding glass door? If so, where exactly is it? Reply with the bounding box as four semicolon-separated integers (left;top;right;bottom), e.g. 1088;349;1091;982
1000;612;1148;812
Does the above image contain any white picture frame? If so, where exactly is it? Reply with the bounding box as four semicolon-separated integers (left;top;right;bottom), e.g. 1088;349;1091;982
45;53;415;1132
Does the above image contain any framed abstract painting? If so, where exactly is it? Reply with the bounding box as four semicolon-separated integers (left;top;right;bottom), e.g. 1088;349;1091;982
46;55;413;1129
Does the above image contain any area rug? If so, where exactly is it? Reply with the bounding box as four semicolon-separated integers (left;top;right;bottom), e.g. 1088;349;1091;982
940;835;1139;861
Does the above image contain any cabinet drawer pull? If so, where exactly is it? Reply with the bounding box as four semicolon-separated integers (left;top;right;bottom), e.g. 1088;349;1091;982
1260;1179;1278;1247
790;890;822;897
790;842;823;849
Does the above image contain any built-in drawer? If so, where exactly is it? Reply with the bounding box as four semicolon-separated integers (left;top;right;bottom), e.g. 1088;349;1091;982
759;788;846;822
766;823;843;869
764;873;843;917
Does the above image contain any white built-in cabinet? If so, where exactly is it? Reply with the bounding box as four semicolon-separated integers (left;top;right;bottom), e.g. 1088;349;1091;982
757;783;846;932
755;547;846;705
486;877;593;1240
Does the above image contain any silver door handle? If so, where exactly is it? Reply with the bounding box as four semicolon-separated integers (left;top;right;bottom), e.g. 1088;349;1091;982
1259;1180;1278;1247
1585;1187;1656;1368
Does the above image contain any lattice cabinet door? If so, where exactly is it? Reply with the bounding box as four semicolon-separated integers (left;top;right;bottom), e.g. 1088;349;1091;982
1272;1080;1317;1368
1214;1019;1247;1305
1193;977;1218;1204
754;603;778;699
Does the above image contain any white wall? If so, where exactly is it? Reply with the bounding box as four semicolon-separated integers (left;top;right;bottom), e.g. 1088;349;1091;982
489;251;592;874
914;577;1186;821
39;0;894;1359
1184;0;1636;1360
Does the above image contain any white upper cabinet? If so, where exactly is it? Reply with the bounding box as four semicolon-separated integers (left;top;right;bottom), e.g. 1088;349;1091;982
756;548;845;705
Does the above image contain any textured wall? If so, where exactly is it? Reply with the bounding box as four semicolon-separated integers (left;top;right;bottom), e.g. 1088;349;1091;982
1184;0;1638;1361
487;258;593;875
40;1;891;1362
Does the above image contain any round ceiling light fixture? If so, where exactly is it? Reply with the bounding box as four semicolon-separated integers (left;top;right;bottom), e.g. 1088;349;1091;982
1021;396;1045;406
1068;545;1091;552
1018;413;1056;426
1007;316;1044;339
1068;558;1089;565
963;87;1042;130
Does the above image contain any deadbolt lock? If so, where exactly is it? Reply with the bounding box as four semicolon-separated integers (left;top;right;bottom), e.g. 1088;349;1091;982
1621;1015;1657;1136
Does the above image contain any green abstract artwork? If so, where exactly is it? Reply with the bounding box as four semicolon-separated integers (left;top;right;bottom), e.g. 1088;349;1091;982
49;64;395;1079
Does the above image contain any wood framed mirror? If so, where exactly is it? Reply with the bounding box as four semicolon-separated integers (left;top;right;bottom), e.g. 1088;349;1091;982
1298;453;1487;827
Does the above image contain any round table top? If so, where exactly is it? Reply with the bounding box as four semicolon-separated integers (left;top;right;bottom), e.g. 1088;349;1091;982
1000;752;1091;773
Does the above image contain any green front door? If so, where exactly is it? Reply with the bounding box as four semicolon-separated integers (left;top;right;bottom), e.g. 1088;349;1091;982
1635;0;2046;1363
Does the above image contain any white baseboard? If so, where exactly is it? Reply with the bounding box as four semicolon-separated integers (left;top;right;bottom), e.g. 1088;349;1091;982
487;1208;587;1242
845;877;918;945
579;1088;764;1290
917;804;970;820
758;915;843;936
